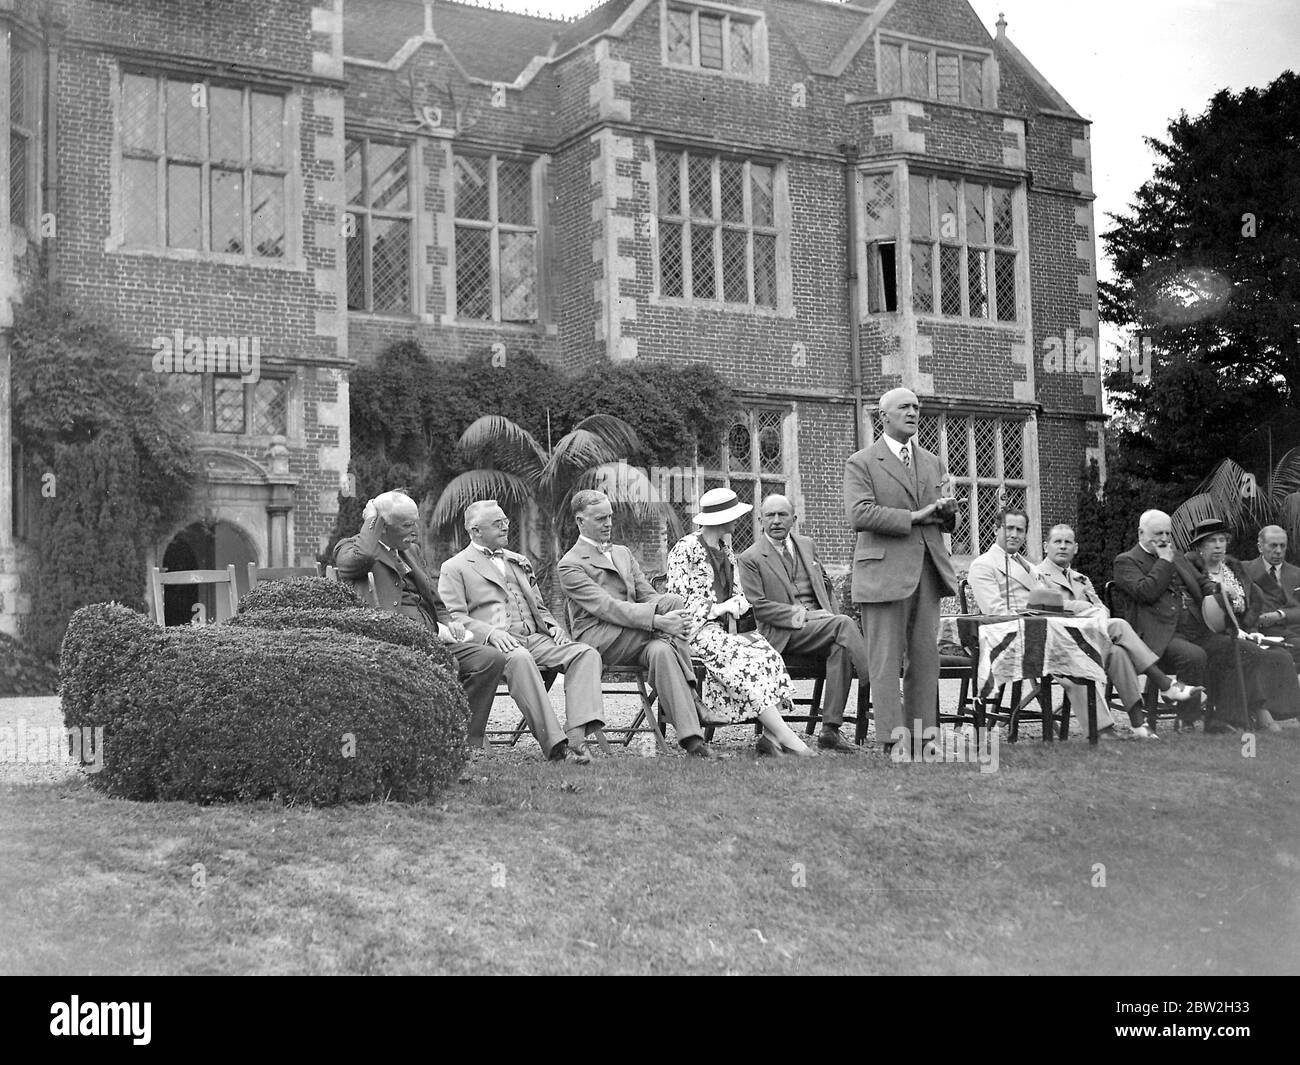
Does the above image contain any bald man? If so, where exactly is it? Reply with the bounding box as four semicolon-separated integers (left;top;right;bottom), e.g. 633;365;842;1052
844;388;958;753
1112;509;1216;737
333;490;507;744
737;495;869;751
1244;526;1300;675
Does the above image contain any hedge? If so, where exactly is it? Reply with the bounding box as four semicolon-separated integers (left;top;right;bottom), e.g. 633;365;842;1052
60;604;468;805
228;606;456;675
237;575;364;614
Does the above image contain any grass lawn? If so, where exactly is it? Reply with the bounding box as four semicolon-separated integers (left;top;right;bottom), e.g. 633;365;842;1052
2;725;1297;975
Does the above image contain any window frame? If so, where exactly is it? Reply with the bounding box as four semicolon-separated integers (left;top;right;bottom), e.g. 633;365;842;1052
652;146;786;313
173;374;294;440
8;38;38;231
876;34;991;108
661;0;768;82
450;151;541;326
345;135;416;317
860;165;1022;326
115;70;293;263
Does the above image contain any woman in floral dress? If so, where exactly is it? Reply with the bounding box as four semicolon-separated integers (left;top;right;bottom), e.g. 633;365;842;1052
666;488;814;757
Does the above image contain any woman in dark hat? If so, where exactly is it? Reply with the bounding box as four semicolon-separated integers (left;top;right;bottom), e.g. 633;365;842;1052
1182;517;1298;731
666;488;813;756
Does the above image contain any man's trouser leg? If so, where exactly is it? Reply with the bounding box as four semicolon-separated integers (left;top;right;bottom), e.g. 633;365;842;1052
600;628;703;744
1154;636;1208;727
861;598;907;743
452;642;508;744
523;634;605;745
501;645;568;757
901;554;942;741
782;614;868;729
1062;679;1115;732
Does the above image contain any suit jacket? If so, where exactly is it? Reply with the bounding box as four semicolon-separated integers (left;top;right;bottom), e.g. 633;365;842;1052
967;543;1039;614
333;523;452;627
1112;543;1214;656
1244;557;1300;632
736;533;837;652
438;544;561;642
1032;558;1108;618
558;539;679;652
844;436;957;603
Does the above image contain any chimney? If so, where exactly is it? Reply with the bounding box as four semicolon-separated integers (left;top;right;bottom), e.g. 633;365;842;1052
996;12;1007;39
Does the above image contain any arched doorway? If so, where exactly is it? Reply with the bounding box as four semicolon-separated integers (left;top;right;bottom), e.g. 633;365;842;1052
158;520;257;625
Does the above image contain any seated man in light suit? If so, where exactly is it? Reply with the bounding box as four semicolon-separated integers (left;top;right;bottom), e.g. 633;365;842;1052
558;489;718;759
970;510;1201;739
737;494;867;753
439;499;605;764
1245;525;1300;675
332;490;506;746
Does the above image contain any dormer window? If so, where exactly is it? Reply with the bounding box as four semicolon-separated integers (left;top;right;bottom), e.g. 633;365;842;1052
664;2;765;80
879;37;987;108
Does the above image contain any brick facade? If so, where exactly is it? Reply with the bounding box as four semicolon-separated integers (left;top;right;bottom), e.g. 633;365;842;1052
0;0;1101;634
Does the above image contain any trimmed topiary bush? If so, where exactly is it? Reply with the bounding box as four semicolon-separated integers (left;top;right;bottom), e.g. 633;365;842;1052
238;575;363;614
60;603;468;805
228;606;456;674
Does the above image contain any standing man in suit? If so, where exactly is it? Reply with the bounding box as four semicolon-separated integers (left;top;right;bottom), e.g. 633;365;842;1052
1245;525;1300;671
737;494;867;752
439;499;605;764
333;490;507;745
1112;509;1216;737
558;490;718;759
844;388;958;753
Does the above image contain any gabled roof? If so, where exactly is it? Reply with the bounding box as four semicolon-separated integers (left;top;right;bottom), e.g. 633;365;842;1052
343;0;429;65
433;2;564;82
993;30;1081;119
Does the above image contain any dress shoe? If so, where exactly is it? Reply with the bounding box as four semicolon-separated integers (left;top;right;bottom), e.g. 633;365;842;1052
784;743;819;758
817;727;858;752
1164;682;1206;703
548;740;569;761
566;742;594;765
756;734;785;757
682;738;720;759
1095;725;1120;741
1131;724;1159;739
1203;718;1232;735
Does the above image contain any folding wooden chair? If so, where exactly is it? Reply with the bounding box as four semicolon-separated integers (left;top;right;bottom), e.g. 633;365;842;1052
150;565;239;626
324;564;379;607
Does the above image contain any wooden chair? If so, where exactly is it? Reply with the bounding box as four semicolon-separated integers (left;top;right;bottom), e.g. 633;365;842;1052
150;565;239;626
1103;580;1196;731
324;564;380;607
247;562;322;588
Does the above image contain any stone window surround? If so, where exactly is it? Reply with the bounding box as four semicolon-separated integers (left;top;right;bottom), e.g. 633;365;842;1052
345;134;417;316
874;31;996;109
660;0;770;84
858;162;1028;329
104;63;305;272
647;139;794;318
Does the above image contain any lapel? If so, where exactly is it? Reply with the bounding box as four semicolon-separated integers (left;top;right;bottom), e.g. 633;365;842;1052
464;545;508;591
760;536;798;598
871;437;919;505
579;540;628;589
997;544;1037;591
1284;563;1300;604
790;534;831;610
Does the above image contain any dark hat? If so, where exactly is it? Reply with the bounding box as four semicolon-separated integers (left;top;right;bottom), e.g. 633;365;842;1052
1188;517;1230;547
1026;587;1069;615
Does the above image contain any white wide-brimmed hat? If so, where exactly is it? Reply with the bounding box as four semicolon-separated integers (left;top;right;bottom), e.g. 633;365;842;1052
693;487;753;526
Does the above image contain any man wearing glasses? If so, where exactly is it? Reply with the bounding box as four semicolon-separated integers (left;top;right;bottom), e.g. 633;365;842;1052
440;499;606;764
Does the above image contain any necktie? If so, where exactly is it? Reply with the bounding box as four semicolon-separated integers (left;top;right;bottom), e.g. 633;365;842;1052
1010;552;1030;573
899;445;911;470
1273;565;1281;586
783;542;797;581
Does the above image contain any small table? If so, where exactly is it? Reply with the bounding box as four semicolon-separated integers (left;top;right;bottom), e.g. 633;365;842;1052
939;613;1112;744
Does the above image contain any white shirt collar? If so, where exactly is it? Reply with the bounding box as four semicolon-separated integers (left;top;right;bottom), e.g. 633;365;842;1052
579;534;611;553
881;433;912;463
765;533;793;554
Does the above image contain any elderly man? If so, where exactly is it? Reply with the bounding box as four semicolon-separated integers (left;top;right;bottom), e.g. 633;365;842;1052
737;494;867;752
1113;509;1217;736
558;490;718;759
844;388;958;753
439;499;605;764
1033;522;1203;739
1245;525;1300;672
332;490;507;745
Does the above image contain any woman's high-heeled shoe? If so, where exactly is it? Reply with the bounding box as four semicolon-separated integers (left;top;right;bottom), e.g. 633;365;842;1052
756;735;785;757
783;742;818;758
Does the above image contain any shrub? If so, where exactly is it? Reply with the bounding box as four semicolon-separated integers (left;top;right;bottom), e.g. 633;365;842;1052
61;604;468;805
237;575;363;614
228;606;456;675
0;632;62;696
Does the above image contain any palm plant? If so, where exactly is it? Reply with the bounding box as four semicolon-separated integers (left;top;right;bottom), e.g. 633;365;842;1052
1170;450;1300;550
431;413;683;597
